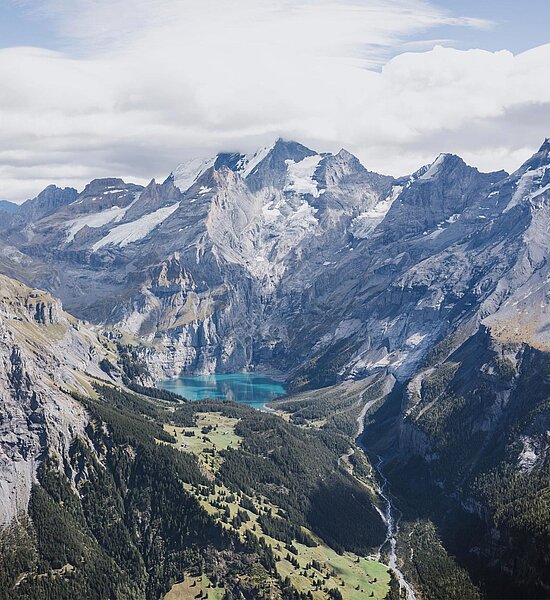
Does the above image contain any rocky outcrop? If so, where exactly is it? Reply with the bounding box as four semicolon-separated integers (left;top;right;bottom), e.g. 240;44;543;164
0;275;118;526
17;184;78;222
388;326;550;596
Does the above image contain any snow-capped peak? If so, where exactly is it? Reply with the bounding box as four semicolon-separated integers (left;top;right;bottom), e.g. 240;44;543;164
238;144;275;178
170;144;275;193
172;157;216;192
419;153;452;180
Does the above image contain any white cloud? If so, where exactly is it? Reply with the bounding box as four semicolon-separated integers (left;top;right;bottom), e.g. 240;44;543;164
1;0;549;201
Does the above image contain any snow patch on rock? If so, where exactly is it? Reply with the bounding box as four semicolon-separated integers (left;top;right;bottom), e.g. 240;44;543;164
284;155;324;197
173;157;215;192
65;205;128;243
504;166;550;213
405;333;427;347
351;186;402;239
240;144;274;178
92;203;179;250
420;154;450;180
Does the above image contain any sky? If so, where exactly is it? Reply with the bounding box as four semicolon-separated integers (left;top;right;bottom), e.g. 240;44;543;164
1;0;550;202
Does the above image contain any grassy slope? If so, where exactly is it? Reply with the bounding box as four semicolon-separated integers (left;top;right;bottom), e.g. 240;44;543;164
162;412;390;600
164;574;225;600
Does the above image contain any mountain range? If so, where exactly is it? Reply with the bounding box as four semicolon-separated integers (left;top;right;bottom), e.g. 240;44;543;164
1;137;549;599
3;138;547;382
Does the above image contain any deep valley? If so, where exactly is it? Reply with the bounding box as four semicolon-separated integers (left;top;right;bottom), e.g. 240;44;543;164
1;138;549;599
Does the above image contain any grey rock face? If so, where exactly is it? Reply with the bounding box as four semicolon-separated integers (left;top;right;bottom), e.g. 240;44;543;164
246;138;318;192
0;275;118;526
2;138;550;389
18;185;78;222
0;200;19;215
0;140;394;378
379;154;506;241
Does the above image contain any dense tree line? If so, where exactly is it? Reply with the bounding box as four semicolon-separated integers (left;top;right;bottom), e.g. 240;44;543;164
126;381;186;402
116;343;151;383
0;386;308;599
398;521;481;600
256;513;315;547
372;334;550;598
171;399;385;552
287;338;359;391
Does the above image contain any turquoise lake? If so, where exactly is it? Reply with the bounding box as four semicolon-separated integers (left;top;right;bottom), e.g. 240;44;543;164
158;373;287;409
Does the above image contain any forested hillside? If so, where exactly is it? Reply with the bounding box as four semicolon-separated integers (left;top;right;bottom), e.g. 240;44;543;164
361;328;550;599
0;379;392;600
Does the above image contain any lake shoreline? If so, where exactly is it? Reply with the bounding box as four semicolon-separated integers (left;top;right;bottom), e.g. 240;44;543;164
158;372;287;410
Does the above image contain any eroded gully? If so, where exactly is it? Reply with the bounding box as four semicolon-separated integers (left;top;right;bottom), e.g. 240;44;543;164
354;379;417;600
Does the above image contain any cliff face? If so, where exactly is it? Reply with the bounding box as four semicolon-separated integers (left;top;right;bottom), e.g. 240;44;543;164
0;275;118;526
0;139;506;382
3;140;550;389
399;325;549;470
0;140;400;380
391;326;550;596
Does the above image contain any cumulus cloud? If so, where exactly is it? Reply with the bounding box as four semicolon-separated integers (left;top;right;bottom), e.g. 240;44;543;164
0;0;548;201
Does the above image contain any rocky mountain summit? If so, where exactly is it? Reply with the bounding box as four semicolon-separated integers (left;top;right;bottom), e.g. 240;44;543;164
0;139;397;378
1;137;550;388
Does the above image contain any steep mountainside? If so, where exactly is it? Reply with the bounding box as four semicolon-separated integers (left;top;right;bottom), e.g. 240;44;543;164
6;139;549;390
0;274;116;526
0;201;18;215
0;139;399;378
370;326;550;599
0;137;526;384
